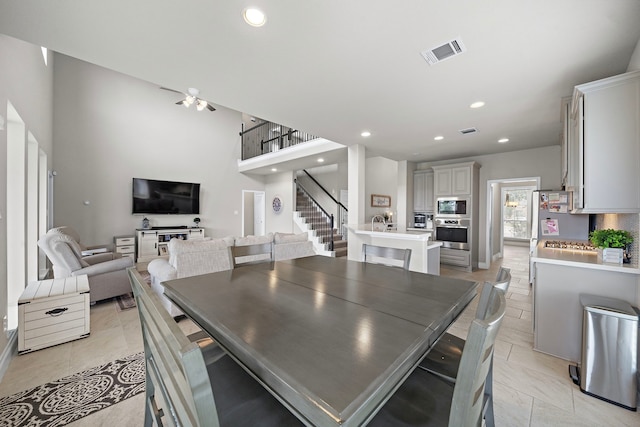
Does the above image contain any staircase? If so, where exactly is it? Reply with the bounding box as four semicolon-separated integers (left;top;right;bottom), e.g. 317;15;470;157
295;190;347;257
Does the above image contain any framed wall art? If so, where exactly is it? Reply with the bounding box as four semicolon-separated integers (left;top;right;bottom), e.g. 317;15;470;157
371;194;391;208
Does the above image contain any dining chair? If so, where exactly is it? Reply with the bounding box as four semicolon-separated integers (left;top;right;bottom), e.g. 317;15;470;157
231;242;274;267
368;282;507;426
418;267;511;426
128;268;302;427
362;243;412;270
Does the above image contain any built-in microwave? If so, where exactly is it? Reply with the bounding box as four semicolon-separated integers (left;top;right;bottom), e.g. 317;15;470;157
436;197;470;218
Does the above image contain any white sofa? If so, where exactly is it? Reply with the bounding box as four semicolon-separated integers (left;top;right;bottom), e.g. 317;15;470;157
147;232;315;317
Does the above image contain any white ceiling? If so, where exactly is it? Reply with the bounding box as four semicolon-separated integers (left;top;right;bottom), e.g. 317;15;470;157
1;1;639;165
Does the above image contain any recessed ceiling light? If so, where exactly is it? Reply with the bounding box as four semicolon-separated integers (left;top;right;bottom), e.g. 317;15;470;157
361;131;371;137
317;158;324;163
434;136;444;141
498;138;509;143
243;8;266;27
271;168;277;172
470;101;485;109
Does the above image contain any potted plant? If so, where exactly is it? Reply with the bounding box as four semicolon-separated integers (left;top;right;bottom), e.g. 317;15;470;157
589;229;633;264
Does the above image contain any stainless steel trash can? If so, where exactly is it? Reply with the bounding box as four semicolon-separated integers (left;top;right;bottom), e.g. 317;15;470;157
579;294;638;411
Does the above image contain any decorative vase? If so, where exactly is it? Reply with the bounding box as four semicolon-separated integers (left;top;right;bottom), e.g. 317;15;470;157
142;217;150;229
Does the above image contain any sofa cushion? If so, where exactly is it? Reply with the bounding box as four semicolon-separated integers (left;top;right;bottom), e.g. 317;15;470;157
234;233;274;247
274;232;308;244
168;237;234;267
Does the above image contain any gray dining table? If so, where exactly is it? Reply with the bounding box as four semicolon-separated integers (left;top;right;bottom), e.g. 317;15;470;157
162;255;478;427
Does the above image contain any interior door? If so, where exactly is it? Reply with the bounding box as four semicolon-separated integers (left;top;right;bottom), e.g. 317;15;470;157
253;191;265;236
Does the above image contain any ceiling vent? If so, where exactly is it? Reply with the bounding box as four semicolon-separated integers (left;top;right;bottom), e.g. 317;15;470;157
421;38;466;65
459;127;478;135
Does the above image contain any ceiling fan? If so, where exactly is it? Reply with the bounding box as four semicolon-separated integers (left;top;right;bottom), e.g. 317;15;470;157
160;87;216;112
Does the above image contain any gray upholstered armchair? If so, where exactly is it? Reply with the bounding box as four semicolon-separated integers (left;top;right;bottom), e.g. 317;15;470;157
38;227;134;303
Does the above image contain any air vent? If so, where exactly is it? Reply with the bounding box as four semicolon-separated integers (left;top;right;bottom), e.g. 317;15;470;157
421;38;466;65
459;127;478;135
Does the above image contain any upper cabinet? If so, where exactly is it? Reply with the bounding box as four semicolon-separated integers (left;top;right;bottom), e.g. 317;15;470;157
567;70;640;213
413;170;434;212
432;162;479;196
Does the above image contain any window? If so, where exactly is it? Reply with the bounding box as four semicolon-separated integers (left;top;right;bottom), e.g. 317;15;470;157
502;187;535;240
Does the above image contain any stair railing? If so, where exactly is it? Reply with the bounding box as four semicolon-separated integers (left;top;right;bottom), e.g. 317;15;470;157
295;180;335;251
301;170;348;240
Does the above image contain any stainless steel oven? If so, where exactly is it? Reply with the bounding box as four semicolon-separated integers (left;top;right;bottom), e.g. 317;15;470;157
435;218;470;250
436;197;470;218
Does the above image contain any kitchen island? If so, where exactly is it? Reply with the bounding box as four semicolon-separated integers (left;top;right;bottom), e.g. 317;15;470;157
349;225;442;275
531;242;640;362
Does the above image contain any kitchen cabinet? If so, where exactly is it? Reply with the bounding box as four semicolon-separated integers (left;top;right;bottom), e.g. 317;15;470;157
413;170;434;212
567;70;640;213
560;96;571;189
532;260;639;362
432;162;478;196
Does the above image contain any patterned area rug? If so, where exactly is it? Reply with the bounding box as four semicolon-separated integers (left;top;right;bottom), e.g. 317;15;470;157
116;293;136;311
0;353;145;426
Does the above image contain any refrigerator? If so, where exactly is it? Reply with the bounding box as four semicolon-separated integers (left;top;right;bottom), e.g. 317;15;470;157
530;190;590;282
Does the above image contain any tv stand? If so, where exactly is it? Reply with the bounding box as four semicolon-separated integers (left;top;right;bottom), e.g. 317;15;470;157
136;227;205;264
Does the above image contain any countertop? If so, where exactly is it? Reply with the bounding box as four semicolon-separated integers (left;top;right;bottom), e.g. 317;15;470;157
531;242;640;275
350;225;439;244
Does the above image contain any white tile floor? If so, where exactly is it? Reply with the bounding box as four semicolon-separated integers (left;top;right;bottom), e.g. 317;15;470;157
1;245;638;426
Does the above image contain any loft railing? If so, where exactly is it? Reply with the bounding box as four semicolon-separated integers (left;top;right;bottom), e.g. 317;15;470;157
240;121;318;160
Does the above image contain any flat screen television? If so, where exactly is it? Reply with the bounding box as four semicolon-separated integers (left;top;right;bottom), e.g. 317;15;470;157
132;178;200;215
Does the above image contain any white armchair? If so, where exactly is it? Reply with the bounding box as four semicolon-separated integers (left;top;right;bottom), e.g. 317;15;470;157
38;227;134;303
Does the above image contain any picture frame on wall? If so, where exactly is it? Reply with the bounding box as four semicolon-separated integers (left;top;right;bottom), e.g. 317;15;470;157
371;194;391;207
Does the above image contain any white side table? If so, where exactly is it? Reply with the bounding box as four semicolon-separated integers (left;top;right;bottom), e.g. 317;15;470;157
18;275;91;354
114;235;136;261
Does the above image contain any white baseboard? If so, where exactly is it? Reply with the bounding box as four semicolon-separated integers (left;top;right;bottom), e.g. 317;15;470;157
0;330;17;382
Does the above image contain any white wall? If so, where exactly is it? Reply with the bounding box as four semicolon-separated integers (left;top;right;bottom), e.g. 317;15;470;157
0;35;54;364
265;171;295;233
52;54;266;244
627;37;640;72
364;156;398;221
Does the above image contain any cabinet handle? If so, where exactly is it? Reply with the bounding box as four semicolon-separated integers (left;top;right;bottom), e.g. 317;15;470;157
45;307;68;316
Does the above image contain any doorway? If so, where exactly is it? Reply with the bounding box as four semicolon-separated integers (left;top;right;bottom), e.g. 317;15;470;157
242;190;265;236
485;177;539;268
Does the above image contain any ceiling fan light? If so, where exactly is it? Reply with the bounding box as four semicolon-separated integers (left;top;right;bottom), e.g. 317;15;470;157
185;95;196;106
196;99;208;111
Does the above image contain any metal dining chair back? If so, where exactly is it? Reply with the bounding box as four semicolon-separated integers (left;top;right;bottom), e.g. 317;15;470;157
368;282;507;427
362;243;412;270
418;266;512;427
128;267;303;427
129;268;221;426
231;242;274;267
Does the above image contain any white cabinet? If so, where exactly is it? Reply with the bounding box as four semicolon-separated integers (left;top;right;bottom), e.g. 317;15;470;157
413;170;434;212
567;70;640;213
533;261;638;362
136;228;205;263
114;235;135;260
432;162;478;196
560;96;572;189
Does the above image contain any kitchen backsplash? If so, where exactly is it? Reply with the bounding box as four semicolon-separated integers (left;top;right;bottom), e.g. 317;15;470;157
594;213;639;267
